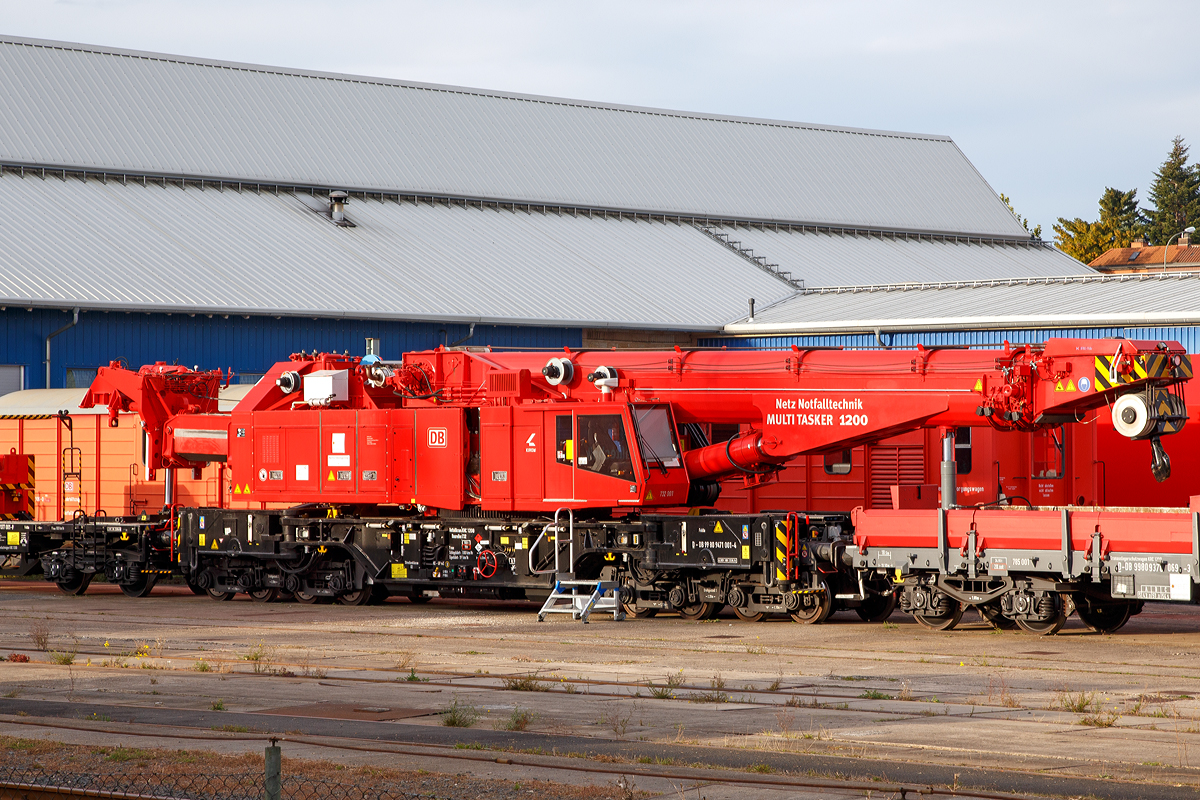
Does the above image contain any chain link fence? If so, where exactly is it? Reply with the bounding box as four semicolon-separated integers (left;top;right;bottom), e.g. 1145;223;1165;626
0;745;440;800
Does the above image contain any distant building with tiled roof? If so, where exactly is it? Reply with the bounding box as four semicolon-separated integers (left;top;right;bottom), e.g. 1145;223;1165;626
1090;234;1200;273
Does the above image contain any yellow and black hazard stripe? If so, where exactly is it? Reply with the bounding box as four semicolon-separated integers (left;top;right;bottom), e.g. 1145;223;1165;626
1095;353;1193;390
0;414;54;420
775;522;789;581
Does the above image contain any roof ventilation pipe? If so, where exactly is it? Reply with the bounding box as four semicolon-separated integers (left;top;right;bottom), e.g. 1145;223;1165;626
329;191;349;224
45;307;79;388
747;298;755;323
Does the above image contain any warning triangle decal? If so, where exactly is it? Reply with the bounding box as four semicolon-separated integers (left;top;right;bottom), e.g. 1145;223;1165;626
1055;380;1065;392
210;541;218;549
1066;379;1075;391
234;484;242;495
714;521;724;534
328;471;336;481
972;378;983;392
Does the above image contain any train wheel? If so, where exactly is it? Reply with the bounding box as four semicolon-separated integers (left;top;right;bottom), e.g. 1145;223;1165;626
185;578;206;596
789;581;833;624
622;602;658;619
1015;612;1067;635
368;585;390;605
119;575;158;599
56;572;93;596
854;591;898;623
913;598;963;631
677;601;717;620
732;606;766;622
206;588;235;601
249;588;279;603
978;602;1018;630
336;588;373;606
1076;601;1133;634
406;593;431;604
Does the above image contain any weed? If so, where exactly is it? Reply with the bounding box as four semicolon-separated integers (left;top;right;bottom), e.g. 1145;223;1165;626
404;668;428;683
210;700;225;711
105;747;152;762
860;689;892;700
394;651;416;671
241;640;276;674
502;674;548;692
440;695;481;728
882;621;899;630
7;654;29;663
1056;688;1099;714
193;661;212;673
1080;707;1120;728
495;706;537;732
298;651;328;679
87;713;111;722
746;645;768;655
747;763;774;774
28;622;50;652
3;690;18;698
49;650;76;666
898;681;913;702
149;678;157;685
211;725;250;733
986;675;1019;708
689;674;729;704
767;670;784;692
454;742;486;750
598;707;631;737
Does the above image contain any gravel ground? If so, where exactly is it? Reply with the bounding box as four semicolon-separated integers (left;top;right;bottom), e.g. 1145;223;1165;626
0;736;630;800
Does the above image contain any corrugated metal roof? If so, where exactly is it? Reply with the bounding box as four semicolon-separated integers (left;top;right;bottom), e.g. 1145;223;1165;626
725;272;1200;334
0;35;1029;238
0;384;253;415
0;172;793;330
707;225;1091;287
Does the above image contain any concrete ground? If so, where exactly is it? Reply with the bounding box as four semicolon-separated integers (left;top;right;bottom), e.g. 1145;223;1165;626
5;579;1200;798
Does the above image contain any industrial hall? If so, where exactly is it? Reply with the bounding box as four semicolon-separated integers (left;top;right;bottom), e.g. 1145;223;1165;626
0;33;1147;400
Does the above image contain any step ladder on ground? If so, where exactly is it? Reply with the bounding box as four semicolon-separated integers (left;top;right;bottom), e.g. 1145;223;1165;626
537;575;625;623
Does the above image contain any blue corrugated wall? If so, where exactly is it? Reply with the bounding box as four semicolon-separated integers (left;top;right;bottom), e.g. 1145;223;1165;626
0;309;582;389
701;327;1200;353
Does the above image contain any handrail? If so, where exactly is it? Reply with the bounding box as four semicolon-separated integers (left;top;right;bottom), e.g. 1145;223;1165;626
528;508;574;575
554;507;574;574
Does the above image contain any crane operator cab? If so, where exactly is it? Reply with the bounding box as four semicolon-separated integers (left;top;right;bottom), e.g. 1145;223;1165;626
533;403;691;511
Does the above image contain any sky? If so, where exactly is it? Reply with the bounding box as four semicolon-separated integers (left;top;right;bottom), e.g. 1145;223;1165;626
5;0;1198;237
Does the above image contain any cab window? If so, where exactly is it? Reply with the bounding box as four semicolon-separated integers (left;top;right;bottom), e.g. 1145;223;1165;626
632;405;681;470
577;414;634;479
555;415;573;466
955;428;972;475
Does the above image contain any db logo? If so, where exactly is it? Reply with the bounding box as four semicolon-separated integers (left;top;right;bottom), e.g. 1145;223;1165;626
427;428;448;448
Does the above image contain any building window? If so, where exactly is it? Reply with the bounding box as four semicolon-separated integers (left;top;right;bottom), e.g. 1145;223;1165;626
65;368;97;389
823;449;852;475
234;373;265;385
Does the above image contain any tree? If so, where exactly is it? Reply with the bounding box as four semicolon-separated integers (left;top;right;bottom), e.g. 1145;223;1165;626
1144;136;1200;245
1097;187;1144;247
1053;186;1145;263
1053;216;1107;264
999;193;1042;239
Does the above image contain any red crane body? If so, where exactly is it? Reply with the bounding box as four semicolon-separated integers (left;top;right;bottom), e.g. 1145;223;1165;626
81;338;1191;514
